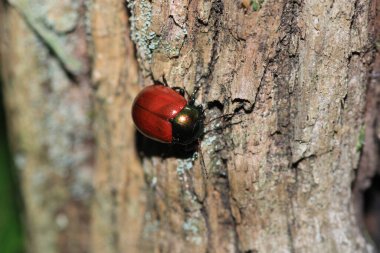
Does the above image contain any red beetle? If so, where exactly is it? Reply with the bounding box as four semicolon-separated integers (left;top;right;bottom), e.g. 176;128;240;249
132;84;204;145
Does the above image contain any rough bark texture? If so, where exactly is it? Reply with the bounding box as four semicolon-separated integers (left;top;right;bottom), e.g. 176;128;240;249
0;0;378;252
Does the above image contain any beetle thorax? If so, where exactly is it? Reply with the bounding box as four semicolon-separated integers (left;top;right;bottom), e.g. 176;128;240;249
171;104;203;145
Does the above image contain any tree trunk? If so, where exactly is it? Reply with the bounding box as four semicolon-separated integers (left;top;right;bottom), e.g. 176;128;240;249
0;0;377;252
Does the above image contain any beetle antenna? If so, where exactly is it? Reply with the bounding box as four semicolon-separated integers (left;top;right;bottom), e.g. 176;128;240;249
203;120;242;135
204;112;237;125
189;84;201;105
172;86;189;97
204;111;245;127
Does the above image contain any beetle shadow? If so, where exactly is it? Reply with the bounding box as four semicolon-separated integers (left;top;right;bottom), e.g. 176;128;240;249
134;130;196;161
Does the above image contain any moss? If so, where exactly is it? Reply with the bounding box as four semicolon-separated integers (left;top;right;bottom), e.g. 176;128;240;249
376;41;380;51
356;126;365;152
251;0;265;11
0;82;24;253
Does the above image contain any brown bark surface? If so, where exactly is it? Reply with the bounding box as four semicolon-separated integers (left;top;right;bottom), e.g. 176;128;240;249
0;0;377;252
0;1;93;252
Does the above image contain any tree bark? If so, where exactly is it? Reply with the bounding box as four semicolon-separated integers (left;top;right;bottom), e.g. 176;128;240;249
0;0;377;252
0;1;93;252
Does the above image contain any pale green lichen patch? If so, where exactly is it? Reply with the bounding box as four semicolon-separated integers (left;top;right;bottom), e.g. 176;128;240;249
170;164;205;246
201;132;225;175
157;25;187;59
203;134;217;147
142;212;160;239
176;157;194;176
183;217;203;245
176;156;206;247
127;0;160;72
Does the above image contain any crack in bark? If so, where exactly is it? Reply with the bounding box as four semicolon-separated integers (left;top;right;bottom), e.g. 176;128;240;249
200;204;212;253
195;0;223;95
350;0;362;31
286;192;297;253
268;0;303;251
196;3;244;247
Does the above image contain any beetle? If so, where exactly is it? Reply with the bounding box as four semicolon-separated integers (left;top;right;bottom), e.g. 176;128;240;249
132;84;204;145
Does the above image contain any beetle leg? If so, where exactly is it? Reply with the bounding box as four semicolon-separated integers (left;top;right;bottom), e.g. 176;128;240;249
162;75;169;86
172;86;189;98
197;105;205;119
